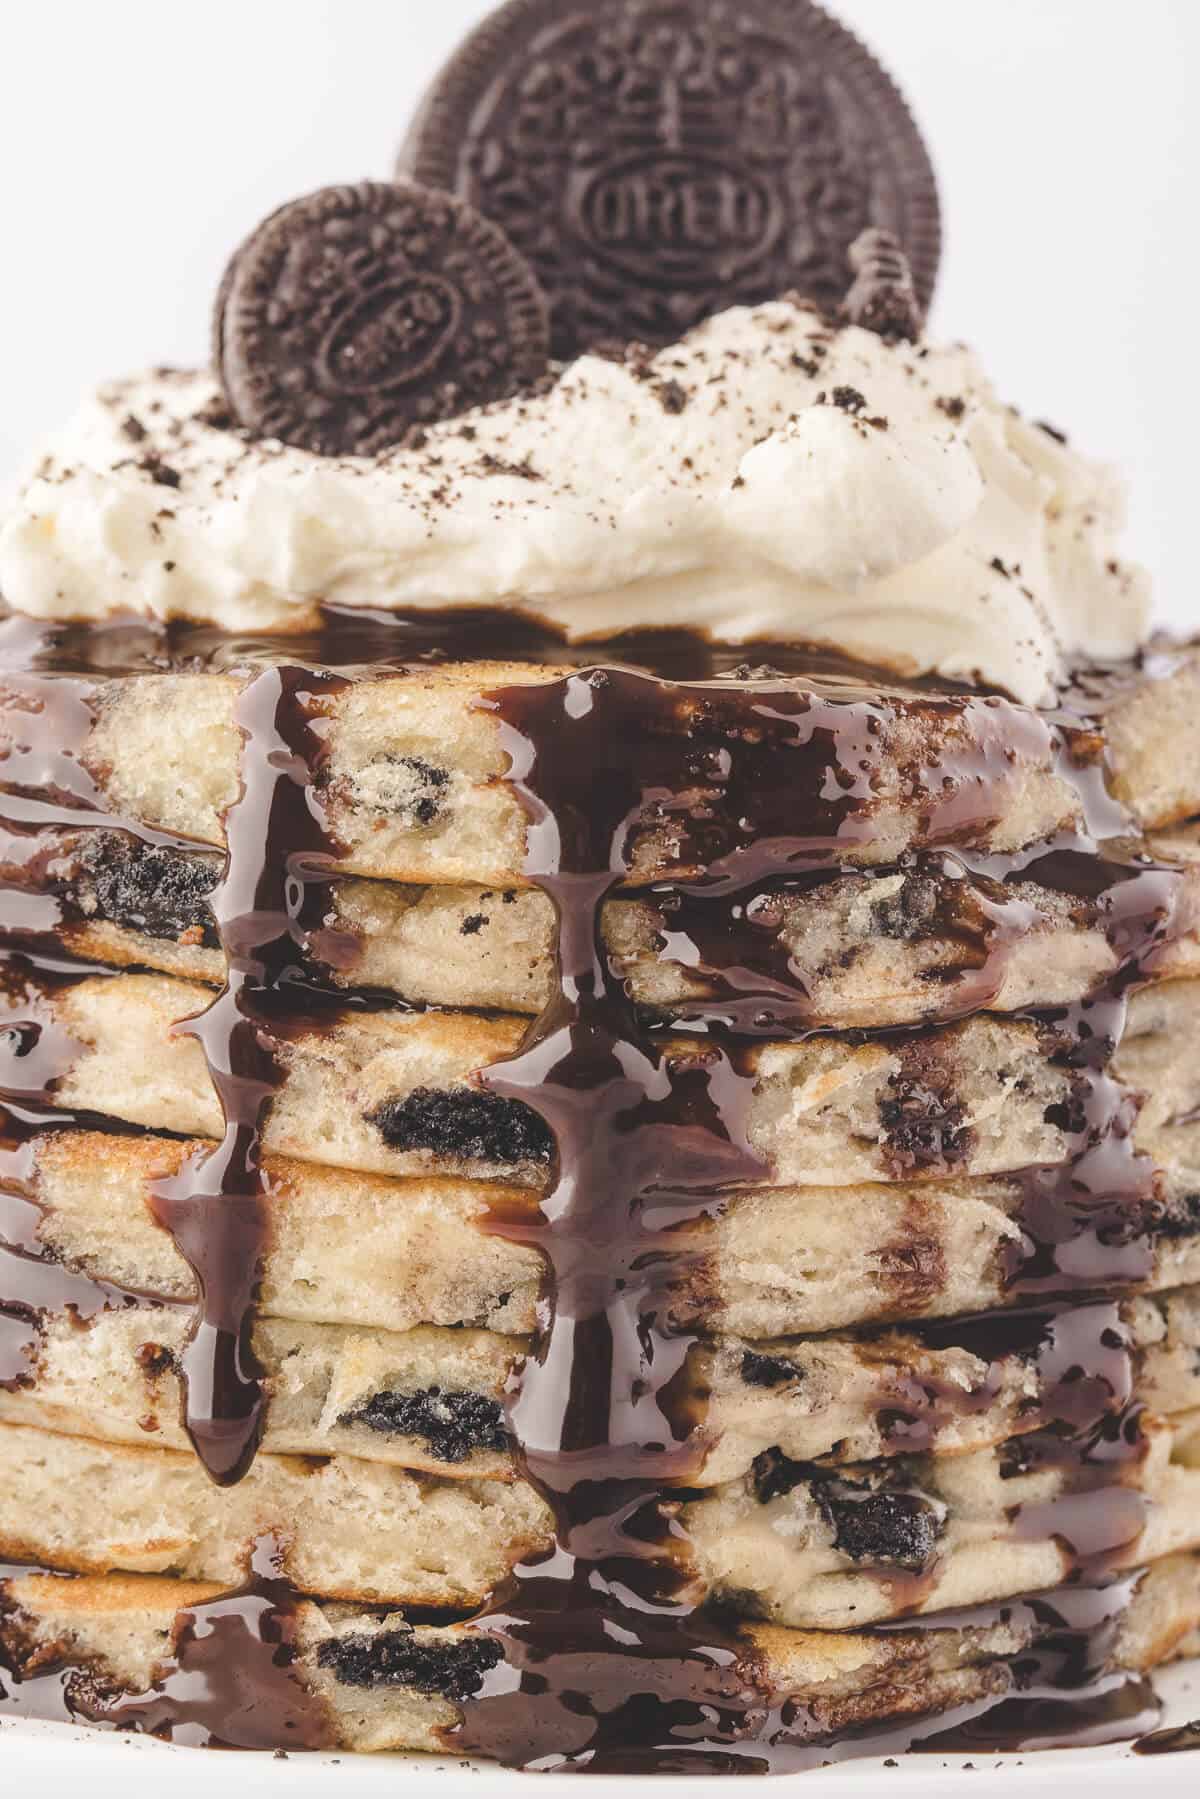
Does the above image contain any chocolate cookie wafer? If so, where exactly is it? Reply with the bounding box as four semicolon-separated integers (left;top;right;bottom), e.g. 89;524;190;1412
398;0;941;357
216;181;549;455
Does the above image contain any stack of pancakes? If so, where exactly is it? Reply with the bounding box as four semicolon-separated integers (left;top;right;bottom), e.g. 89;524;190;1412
5;629;1200;1757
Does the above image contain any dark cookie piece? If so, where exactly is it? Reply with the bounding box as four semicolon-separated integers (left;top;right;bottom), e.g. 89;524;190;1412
751;1451;943;1570
880;1060;970;1176
873;870;945;941
839;227;922;342
740;1350;800;1389
317;1627;505;1700
338;1384;510;1462
74;835;221;948
366;1085;554;1168
398;0;940;359
815;1480;943;1570
1150;1187;1200;1241
751;1446;808;1504
216;181;550;455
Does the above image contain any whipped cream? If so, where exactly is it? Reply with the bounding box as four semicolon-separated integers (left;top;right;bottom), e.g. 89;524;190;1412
0;300;1148;703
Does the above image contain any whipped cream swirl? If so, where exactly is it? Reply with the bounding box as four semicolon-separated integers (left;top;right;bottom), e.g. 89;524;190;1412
0;300;1147;704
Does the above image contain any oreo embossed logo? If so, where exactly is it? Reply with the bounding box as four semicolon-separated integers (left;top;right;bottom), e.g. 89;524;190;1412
398;0;941;360
215;182;550;456
320;275;464;393
571;154;782;285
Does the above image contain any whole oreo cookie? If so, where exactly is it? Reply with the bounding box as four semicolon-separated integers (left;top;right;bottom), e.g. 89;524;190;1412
397;0;941;360
215;181;551;455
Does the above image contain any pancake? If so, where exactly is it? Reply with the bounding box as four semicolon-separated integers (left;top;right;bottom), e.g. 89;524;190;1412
703;1144;1200;1338
4;962;1199;1189
12;1125;1200;1343
2;645;1199;894
704;1287;1200;1481
686;1406;1200;1629
5;1289;1200;1488
3;1554;1197;1756
6;1134;543;1337
9;820;1200;1032
0;1419;550;1610
3;1409;1200;1628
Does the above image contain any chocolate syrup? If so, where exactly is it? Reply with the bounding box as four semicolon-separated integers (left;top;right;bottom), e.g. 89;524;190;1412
0;616;1195;1766
0;1538;328;1749
0;653;351;1484
443;665;1187;1771
0;606;997;686
885;1574;1161;1755
147;665;347;1485
1135;1719;1200;1754
1005;1403;1150;1569
879;1298;1137;1456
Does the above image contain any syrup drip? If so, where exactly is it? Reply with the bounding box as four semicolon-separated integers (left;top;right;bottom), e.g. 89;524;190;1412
1005;1404;1151;1566
878;1297;1136;1455
0;1538;327;1749
147;665;348;1485
1134;1719;1200;1754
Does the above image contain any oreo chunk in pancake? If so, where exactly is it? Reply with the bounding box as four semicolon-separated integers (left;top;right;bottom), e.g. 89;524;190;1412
216;181;550;455
398;0;941;359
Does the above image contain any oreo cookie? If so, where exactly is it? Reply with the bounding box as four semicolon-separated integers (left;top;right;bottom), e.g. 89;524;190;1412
215;181;550;456
397;0;941;360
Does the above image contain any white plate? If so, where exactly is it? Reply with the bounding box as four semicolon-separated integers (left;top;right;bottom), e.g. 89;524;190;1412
3;1661;1200;1795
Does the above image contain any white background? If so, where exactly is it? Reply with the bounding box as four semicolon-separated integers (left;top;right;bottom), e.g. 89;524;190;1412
2;0;1197;627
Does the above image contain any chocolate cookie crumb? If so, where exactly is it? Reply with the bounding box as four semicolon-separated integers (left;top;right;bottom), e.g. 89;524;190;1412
317;1630;504;1700
138;452;182;489
741;1351;799;1388
366;1085;554;1167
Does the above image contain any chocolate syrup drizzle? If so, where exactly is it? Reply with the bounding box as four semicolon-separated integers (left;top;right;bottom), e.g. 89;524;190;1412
1135;1719;1200;1754
447;666;1187;1771
0;613;1195;1766
146;664;348;1485
0;648;350;1484
0;1538;327;1749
